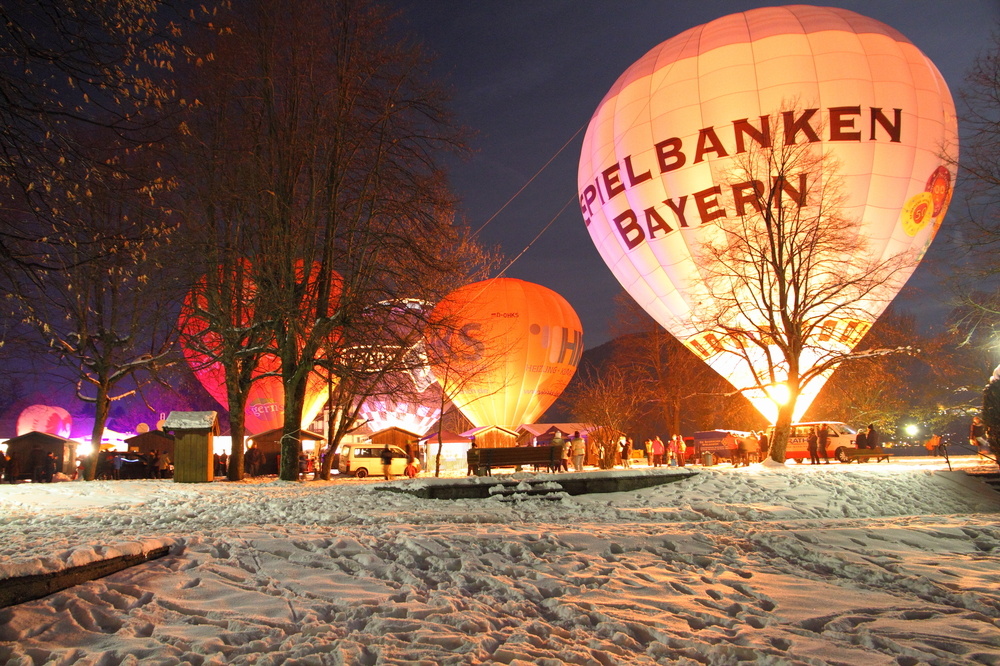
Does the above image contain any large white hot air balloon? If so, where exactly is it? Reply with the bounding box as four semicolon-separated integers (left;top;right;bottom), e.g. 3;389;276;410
578;5;958;421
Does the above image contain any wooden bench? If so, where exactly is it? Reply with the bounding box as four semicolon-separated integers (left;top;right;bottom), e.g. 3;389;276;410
468;445;564;476
842;447;893;463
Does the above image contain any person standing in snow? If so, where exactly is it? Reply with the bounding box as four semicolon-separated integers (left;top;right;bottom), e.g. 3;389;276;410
466;437;478;476
43;452;56;482
666;436;678;466
818;424;831;464
807;427;820;465
675;435;687;467
721;432;736;465
651;436;665;467
571;431;586;472
742;432;758;465
246;445;261;477
158;452;171;479
757;431;770;461
737;434;752;466
620;437;632;469
380;446;394;480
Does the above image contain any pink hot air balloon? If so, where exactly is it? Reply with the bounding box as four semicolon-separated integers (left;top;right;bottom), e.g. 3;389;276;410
17;405;72;438
578;5;957;421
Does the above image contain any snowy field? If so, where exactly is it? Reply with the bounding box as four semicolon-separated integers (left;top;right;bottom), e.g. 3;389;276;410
1;456;998;665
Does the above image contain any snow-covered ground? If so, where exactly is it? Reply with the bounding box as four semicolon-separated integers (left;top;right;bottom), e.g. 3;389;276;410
1;456;998;665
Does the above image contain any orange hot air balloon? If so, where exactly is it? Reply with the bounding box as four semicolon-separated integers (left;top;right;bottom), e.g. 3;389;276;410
179;261;341;434
578;5;958;421
429;278;583;429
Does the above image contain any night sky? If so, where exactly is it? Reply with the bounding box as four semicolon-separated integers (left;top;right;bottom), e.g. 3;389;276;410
391;0;1000;348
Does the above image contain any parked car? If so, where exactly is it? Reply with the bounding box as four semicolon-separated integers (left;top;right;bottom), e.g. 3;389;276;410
767;422;857;463
337;444;417;478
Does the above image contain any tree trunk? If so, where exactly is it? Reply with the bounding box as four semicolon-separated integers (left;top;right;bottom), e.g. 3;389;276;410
769;400;795;463
226;384;246;481
279;369;309;481
83;384;112;481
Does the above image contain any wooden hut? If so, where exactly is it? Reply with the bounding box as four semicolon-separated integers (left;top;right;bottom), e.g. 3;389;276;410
3;431;79;479
369;426;422;462
246;428;326;476
515;423;590;447
124;430;175;458
163;411;219;483
461;425;519;449
419;429;472;475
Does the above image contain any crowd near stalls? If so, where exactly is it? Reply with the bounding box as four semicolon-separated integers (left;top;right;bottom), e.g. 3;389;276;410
0;431;78;481
4;417;970;485
246;428;327;477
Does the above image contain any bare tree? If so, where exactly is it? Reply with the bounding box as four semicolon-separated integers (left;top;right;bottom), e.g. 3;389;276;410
806;308;928;428
947;28;1000;367
609;291;755;437
566;365;644;469
169;0;474;481
14;189;178;480
694;109;915;462
0;1;204;281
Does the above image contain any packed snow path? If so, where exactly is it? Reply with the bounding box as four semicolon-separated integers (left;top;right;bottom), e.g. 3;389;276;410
1;458;998;664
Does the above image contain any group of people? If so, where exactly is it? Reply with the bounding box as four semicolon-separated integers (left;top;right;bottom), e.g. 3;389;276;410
213;451;229;477
0;445;57;483
727;431;769;466
547;431;587;472
644;435;688;467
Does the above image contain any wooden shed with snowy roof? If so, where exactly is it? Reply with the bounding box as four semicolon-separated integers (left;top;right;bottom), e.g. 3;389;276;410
3;431;80;479
162;411;219;483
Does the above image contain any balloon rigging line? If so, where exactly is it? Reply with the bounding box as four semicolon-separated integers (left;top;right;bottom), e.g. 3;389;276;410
453;194;576;318
496;194;576;279
473;123;586;238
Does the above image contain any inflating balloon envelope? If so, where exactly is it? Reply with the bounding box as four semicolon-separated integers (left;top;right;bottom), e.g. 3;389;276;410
428;278;583;429
179;261;341;434
355;299;443;435
578;5;957;421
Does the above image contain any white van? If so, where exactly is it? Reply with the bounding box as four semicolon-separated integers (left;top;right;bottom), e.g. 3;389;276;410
337;444;417;478
767;422;857;463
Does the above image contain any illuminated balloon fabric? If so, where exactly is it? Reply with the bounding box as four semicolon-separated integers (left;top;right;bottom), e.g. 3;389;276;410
179;262;341;434
17;405;72;438
357;384;443;436
356;299;443;435
430;278;583;428
578;5;958;421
